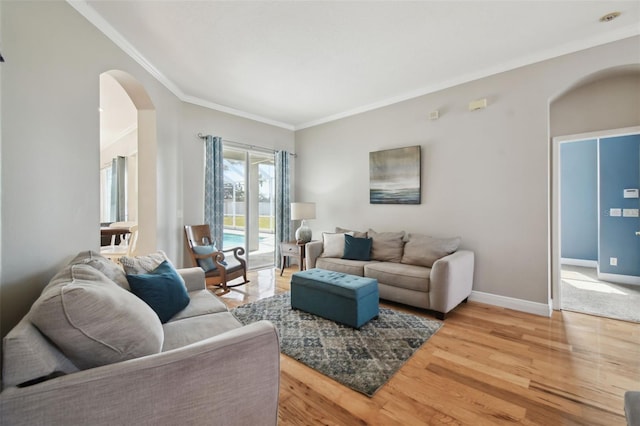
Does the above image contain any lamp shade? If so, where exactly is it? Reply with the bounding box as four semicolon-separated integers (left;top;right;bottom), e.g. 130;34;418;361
291;202;316;221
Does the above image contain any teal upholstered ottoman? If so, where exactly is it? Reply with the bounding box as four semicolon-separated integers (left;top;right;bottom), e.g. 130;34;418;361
290;268;379;328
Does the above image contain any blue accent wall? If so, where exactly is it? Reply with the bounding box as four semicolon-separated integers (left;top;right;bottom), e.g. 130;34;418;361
599;134;640;276
561;139;598;260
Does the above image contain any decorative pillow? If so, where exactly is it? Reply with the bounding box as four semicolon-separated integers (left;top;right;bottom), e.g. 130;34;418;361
192;244;227;272
126;261;190;323
30;264;164;370
70;250;130;290
335;227;368;238
342;234;372;261
320;232;353;258
401;234;461;267
120;250;171;275
368;229;405;263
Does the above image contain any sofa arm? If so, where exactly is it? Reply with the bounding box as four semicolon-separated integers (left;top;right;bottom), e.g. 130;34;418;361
305;240;324;269
177;267;206;292
0;321;280;426
429;250;475;315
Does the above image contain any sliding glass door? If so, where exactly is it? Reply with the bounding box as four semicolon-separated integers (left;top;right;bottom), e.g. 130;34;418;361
223;147;275;269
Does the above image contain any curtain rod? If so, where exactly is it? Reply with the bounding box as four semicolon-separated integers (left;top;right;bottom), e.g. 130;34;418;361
197;133;296;157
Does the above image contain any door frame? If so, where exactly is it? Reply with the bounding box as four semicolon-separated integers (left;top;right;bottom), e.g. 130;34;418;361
551;125;640;310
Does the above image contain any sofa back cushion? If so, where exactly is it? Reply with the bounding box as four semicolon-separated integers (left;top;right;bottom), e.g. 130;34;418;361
368;229;405;263
335;227;368;238
69;250;130;290
30;264;164;370
401;233;461;267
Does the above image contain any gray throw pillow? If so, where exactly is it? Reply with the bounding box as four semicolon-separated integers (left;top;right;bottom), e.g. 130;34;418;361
368;229;405;263
30;264;164;369
70;250;130;290
120;250;171;275
401;233;461;267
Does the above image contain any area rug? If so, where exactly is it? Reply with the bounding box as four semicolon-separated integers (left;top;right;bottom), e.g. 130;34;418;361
231;292;442;396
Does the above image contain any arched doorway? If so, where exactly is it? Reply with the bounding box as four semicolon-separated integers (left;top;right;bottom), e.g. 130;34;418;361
550;66;640;315
99;70;157;255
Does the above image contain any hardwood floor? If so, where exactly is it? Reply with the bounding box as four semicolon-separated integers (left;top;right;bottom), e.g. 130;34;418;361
219;267;639;425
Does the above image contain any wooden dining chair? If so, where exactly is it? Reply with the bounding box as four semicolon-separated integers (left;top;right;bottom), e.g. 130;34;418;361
184;224;249;294
100;224;139;264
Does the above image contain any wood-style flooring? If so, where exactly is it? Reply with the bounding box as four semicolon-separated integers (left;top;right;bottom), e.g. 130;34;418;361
219;267;640;425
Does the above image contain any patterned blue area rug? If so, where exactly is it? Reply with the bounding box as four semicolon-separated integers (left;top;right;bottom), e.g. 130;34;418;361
231;292;442;396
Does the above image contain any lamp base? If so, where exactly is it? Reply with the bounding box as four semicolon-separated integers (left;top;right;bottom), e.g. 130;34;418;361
295;220;312;243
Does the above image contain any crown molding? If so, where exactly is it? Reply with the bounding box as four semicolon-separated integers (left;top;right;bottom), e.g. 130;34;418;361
67;0;295;131
68;1;638;133
294;25;640;130
181;95;294;131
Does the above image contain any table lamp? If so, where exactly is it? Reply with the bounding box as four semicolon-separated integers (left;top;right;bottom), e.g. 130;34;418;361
291;202;316;243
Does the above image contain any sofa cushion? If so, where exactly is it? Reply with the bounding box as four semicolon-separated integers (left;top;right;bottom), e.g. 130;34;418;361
126;261;191;323
368;229;405;262
315;257;375;277
162;312;241;352
335;226;368;238
364;262;430;292
69;250;130;290
168;289;229;322
343;234;372;261
320;232;353;258
401;234;461;267
30;264;164;369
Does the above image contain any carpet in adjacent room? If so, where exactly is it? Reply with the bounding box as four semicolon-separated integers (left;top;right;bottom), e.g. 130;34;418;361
561;265;640;323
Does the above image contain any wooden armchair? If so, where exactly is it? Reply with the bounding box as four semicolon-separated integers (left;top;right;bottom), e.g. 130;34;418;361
184;224;249;294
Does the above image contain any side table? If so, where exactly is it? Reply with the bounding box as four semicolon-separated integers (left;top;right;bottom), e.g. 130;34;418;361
280;240;307;276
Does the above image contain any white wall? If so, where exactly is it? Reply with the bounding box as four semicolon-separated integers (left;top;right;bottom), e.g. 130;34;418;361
551;71;640;138
0;1;293;339
295;36;640;310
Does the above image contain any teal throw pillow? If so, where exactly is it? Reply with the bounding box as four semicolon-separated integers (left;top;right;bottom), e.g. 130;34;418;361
342;234;372;261
192;244;227;272
126;261;190;323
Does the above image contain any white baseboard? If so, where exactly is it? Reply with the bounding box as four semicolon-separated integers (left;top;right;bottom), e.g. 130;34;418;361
596;271;640;286
469;291;552;317
561;258;598;268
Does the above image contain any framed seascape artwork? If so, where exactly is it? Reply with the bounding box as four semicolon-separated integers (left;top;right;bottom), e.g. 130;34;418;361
369;145;421;204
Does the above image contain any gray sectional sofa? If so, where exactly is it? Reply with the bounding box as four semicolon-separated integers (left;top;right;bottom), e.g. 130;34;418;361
0;251;280;426
306;228;474;319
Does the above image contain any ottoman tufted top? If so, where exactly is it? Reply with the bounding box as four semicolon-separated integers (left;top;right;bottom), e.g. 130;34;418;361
291;268;378;299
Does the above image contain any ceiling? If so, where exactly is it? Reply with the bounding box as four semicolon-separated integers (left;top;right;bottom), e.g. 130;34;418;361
74;1;640;130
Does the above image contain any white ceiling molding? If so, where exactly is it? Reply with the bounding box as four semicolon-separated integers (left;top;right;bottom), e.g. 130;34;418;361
67;0;295;131
69;1;640;132
296;24;640;130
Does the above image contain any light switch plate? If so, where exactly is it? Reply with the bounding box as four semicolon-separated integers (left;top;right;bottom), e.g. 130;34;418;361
623;208;639;217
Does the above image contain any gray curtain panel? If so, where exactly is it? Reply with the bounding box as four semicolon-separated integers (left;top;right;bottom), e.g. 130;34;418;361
275;150;292;269
110;156;126;222
204;136;225;248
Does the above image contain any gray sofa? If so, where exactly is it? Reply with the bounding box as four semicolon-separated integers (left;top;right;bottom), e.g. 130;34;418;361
306;228;474;319
0;251;280;426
